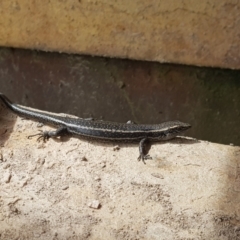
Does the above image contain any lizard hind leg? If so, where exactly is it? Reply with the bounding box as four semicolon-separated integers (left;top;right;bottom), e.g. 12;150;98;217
28;127;69;142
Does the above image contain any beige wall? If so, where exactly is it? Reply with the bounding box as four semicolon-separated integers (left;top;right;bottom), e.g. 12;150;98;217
0;0;239;69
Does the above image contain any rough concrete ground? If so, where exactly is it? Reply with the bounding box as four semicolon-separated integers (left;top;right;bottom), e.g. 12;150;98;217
0;107;240;240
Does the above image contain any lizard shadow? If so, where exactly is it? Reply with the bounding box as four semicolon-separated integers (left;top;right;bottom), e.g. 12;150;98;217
142;136;199;160
161;136;200;144
49;134;199;164
53;135;199;146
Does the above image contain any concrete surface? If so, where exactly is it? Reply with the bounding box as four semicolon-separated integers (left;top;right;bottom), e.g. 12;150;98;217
0;1;240;69
0;104;240;239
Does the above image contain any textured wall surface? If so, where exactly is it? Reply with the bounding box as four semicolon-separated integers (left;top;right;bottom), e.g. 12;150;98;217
0;1;240;69
0;48;240;145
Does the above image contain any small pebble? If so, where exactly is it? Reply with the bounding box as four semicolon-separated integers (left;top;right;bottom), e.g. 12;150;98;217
151;173;164;179
4;172;12;183
81;156;88;161
113;145;120;151
88;200;100;209
62;185;69;190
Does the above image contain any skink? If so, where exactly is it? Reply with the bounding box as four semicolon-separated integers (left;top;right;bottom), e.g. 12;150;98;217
0;93;191;163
